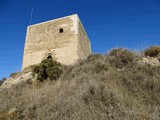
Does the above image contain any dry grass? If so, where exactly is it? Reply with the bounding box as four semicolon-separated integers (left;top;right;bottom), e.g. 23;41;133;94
0;48;160;120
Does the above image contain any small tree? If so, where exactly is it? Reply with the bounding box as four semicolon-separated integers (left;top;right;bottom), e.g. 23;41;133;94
32;58;63;81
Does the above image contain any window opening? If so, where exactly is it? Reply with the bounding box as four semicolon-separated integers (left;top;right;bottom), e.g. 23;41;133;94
59;28;63;33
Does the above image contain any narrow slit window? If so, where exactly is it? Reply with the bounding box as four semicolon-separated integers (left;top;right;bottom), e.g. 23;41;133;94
59;28;63;33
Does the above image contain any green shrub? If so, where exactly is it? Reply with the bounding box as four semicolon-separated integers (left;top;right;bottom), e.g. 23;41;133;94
9;72;21;78
10;73;17;78
144;46;160;57
107;48;138;68
1;77;6;81
0;78;6;86
87;54;104;63
32;58;63;81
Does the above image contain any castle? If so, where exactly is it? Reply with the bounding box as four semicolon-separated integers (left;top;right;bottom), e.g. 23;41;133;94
22;14;91;70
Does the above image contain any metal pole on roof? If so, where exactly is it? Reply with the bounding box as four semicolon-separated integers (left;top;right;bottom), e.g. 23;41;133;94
29;7;34;26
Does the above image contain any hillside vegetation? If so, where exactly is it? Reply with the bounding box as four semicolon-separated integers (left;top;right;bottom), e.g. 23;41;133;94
0;47;160;120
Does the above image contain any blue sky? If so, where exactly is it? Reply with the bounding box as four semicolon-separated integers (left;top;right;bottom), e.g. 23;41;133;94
0;0;160;79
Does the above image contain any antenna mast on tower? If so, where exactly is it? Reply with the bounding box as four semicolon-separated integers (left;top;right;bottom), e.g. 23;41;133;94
29;7;34;26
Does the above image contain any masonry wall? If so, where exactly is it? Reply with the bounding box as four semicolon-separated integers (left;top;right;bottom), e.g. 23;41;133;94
22;15;79;70
77;20;91;59
22;14;91;70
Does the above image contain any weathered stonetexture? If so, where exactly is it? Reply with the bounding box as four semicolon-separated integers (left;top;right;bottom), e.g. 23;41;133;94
22;14;91;70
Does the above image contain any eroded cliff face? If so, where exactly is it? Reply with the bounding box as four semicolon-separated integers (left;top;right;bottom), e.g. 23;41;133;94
22;14;91;70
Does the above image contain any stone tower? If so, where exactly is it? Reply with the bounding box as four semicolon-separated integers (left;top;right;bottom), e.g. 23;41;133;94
22;14;91;70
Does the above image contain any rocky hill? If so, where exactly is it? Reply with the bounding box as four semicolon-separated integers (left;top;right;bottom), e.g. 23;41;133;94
0;48;160;120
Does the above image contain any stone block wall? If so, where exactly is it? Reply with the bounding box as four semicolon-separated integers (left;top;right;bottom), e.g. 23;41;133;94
22;14;91;70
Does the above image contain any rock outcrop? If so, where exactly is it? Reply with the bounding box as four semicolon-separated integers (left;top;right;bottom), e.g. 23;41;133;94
1;72;32;89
